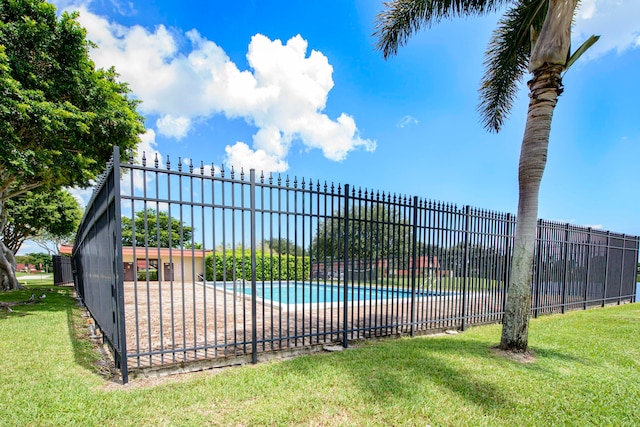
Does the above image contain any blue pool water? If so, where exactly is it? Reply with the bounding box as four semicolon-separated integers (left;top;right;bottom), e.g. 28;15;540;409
223;282;446;305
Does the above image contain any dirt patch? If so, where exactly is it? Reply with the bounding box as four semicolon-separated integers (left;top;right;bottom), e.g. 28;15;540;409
101;366;231;391
491;346;536;363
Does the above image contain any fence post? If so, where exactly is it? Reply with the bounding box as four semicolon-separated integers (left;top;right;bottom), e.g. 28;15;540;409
618;234;626;305
635;237;640;303
342;184;350;348
460;206;470;331
410;196;419;336
602;231;610;307
561;223;570;314
583;228;592;310
502;214;513;316
111;146;128;384
250;170;258;363
533;220;543;318
635;236;640;303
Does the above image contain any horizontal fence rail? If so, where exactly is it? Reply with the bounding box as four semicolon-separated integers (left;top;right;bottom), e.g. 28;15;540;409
73;147;640;383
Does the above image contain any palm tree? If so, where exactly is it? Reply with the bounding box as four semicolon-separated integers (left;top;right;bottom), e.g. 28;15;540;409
375;0;597;352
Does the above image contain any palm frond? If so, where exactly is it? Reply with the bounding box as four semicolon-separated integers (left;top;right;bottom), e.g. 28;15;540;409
478;0;547;132
374;0;510;59
564;34;599;71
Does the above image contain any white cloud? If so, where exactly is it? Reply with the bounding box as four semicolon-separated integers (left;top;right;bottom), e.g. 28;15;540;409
55;2;375;173
68;186;94;209
16;240;41;256
397;115;418;128
63;129;162;212
584;224;604;230
573;0;640;60
225;142;289;173
108;0;137;17
136;129;162;165
156;115;191;139
118;129;162;202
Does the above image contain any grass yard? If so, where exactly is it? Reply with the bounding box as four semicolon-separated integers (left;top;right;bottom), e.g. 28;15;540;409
15;272;54;287
0;284;639;426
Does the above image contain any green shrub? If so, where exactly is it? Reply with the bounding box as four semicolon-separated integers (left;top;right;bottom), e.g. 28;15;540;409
137;268;158;281
205;251;310;281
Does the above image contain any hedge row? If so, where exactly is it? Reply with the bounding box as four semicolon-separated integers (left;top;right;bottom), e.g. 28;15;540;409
205;252;310;281
137;269;158;281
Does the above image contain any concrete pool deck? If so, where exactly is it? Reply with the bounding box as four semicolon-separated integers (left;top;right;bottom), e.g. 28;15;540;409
122;280;507;373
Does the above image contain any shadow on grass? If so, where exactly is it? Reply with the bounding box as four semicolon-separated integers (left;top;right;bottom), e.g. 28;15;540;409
65;304;107;376
280;331;594;418
0;286;73;318
1;284;106;377
280;336;517;414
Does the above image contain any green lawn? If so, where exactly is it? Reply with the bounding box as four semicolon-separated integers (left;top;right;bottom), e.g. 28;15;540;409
15;272;54;287
0;284;639;426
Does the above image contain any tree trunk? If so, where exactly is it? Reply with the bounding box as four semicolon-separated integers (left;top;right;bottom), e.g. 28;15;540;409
499;0;579;352
0;195;21;291
0;240;21;291
500;65;564;350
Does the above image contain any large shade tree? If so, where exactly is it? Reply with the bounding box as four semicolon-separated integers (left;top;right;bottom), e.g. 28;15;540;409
0;0;145;290
311;204;412;262
121;210;195;249
263;238;304;256
2;188;82;254
375;0;597;351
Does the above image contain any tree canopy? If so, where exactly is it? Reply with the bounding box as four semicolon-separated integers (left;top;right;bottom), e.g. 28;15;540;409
310;204;412;262
0;0;145;290
263;238;303;256
2;188;82;254
15;252;51;270
0;0;145;201
121;210;195;249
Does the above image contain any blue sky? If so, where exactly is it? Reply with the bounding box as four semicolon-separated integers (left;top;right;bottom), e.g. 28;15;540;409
21;0;640;254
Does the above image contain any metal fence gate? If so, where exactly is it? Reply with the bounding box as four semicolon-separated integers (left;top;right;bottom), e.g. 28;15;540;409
72;147;640;383
53;255;73;285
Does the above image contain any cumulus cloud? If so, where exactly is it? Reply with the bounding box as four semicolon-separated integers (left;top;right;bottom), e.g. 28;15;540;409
136;129;162;165
68;186;94;209
397;115;418;128
225;142;289;173
573;0;640;60
156;115;191;139
54;1;375;173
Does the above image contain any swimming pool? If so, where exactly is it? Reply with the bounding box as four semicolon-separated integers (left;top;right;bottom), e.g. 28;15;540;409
221;281;446;305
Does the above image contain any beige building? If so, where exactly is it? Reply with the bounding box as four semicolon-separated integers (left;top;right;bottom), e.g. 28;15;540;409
121;247;211;282
60;245;210;282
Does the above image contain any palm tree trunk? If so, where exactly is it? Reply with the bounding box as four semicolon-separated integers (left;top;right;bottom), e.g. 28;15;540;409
500;63;564;351
500;0;579;352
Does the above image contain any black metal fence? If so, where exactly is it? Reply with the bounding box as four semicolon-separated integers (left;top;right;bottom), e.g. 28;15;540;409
52;255;73;285
72;152;128;380
73;147;640;383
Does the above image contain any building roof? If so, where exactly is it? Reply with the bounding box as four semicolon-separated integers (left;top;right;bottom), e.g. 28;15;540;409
61;244;212;258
